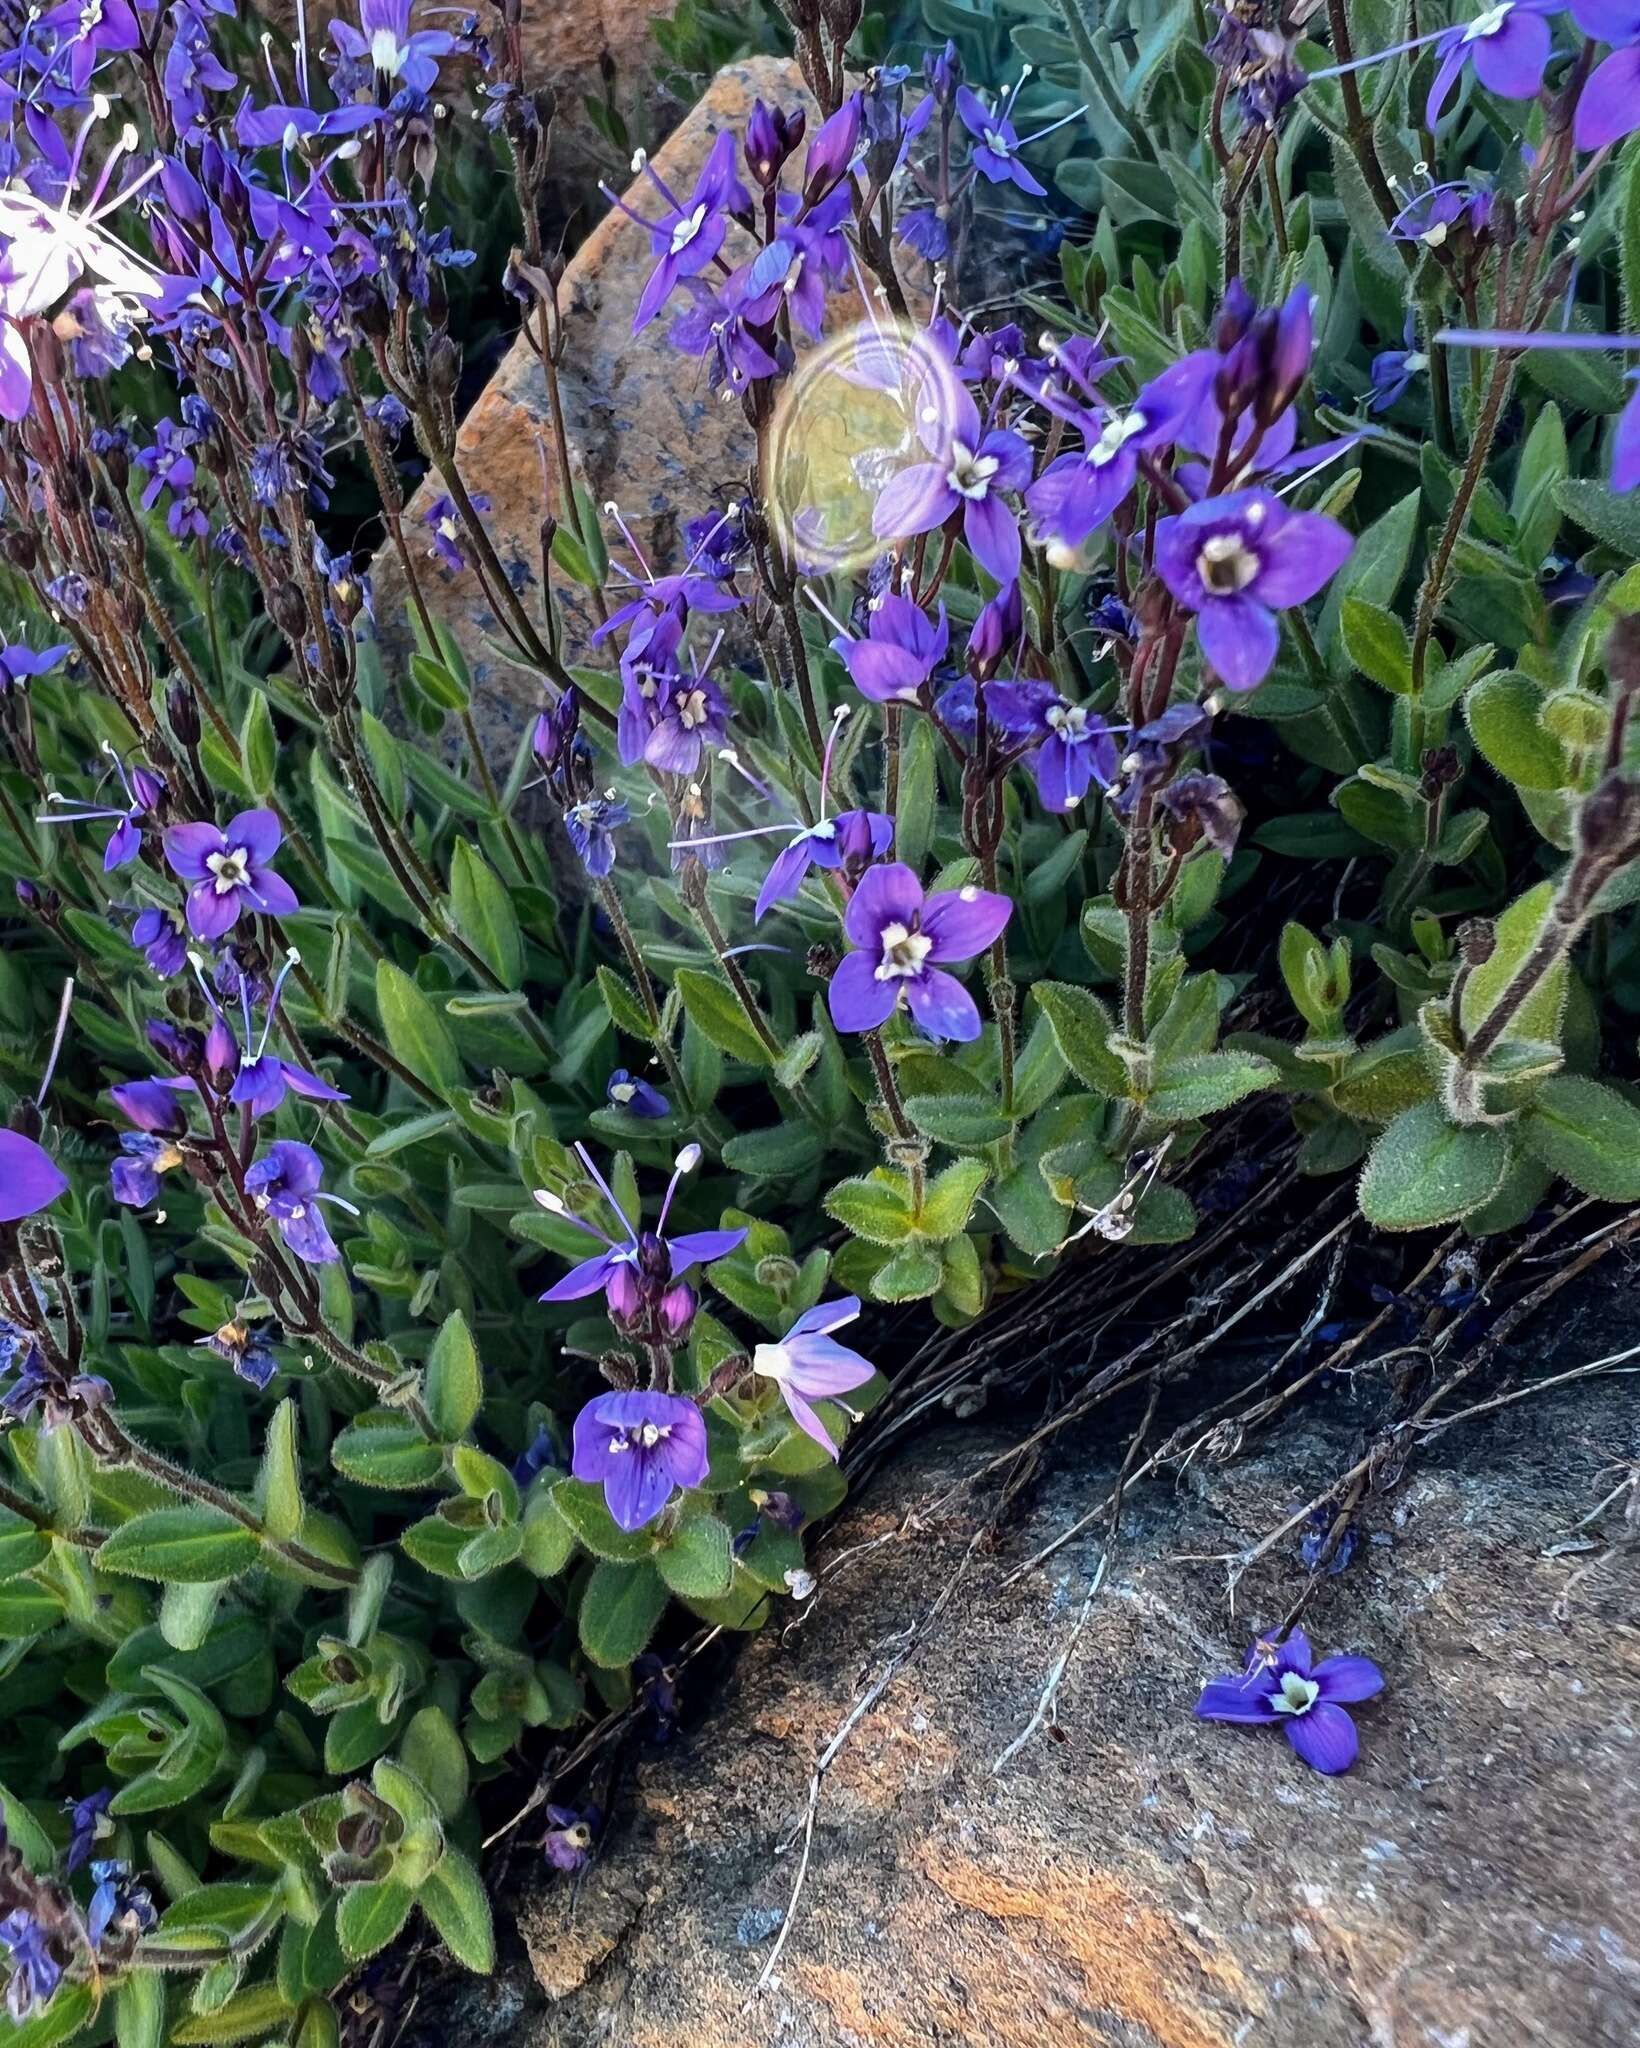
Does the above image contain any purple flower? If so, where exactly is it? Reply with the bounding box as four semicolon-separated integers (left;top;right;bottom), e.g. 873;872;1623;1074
0;1131;68;1224
131;907;187;977
227;951;349;1120
536;1143;747;1316
86;1861;155;1951
832;593;950;704
39;756;164;872
542;1803;599;1873
752;1296;875;1458
111;1131;185;1210
0;640;68;692
1195;1629;1383;1775
1159;772;1245;857
0;1911;61;2020
570;1389;708;1532
802;94;863;199
607;1069;671;1119
828;862;1011;1042
873;383;1032;583
199;1318;277;1390
984;681;1118;811
968;582;1024;677
610;130;749;335
564;794;629;878
1027;404;1173;559
1153;487;1353;692
329;0;455;91
65;1787;113;1875
756;807;894;922
645;660;731;776
1368;313;1427;412
163;809;299;938
955;83;1083;197
746;99;806;186
244;1141;352;1265
1575;31;1640;149
422;493;489;574
1426;1;1559;126
111;1078;191;1137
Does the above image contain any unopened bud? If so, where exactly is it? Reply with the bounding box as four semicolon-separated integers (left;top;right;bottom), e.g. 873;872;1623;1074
167;681;201;749
1456;918;1495;967
427;333;463;401
269;581;309;641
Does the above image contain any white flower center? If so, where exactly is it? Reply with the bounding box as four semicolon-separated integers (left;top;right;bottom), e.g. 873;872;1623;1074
610;1081;636;1104
751;1340;790;1382
947;441;1001;500
370;27;407;73
671;203;708;255
1090;410;1147;467
1402;349;1428;373
1196;533;1261;595
676;687;711;730
1046;702;1088;740
983;126;1012;158
1270;1672;1320;1716
1464;3;1512;42
876;921;933;981
206;847;250;894
637;1422;669;1448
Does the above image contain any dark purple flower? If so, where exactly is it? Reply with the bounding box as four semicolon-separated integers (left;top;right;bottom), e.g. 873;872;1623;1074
1026;403;1172;559
0;1911;60;2020
745;99;806;186
1159;772;1245;857
536;1143;746;1314
645;659;731;777
111;1078;191;1137
199;1317;277;1390
65;1787;113;1875
39;755;164;872
1389;178;1492;249
967;581;1024;677
752;1296;875;1458
163;809;299;938
1369;313;1427;412
542;1803;599;1873
741;185;853;340
244;1140;351;1265
131;907;187;978
802;94;863;199
564;793;629;878
828;862;1011;1042
0;1131;69;1223
831;593;950;704
570;1388;708;1531
984;681;1118;811
610;130;749;335
1195;1629;1383;1775
873;381;1032;582
1154;487;1352;692
422;493;489;574
606;1069;671;1118
755;806;894;922
1425;1;1559;125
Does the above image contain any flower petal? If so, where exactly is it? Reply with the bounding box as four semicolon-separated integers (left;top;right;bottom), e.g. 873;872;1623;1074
842;861;925;950
903;965;983;1042
1576;45;1640;151
185;880;241;939
964;491;1022;583
1195;592;1279;693
227;809;282;864
780;1383;843;1460
1312;1655;1384;1703
1250;507;1354;607
1284;1701;1359;1774
163;821;224;880
920;884;1012;962
785;1333;876;1398
665;1227;749;1272
603;1450;677;1532
1194;1679;1279;1725
539;1248;622;1303
0;1131;69;1222
827;949;899;1034
873;461;955;544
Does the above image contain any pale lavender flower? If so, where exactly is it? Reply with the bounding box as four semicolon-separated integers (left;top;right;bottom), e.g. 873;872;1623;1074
752;1296;875;1457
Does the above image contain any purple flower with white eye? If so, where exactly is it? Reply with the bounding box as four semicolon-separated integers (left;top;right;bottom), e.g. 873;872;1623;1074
756;807;894;922
38;755;164;871
645;651;731;776
0;1911;61;2020
954;82;1083;196
984;680;1118;811
873;383;1032;582
0;639;69;692
591;504;746;646
227;952;349;1120
535;1143;748;1315
607;1069;671;1119
1026;403;1170;558
753;1296;876;1458
328;0;455;91
198;1317;277;1390
1153;488;1352;693
564;793;629;878
570;1389;709;1532
740;184;852;339
1195;1629;1383;1775
831;593;950;704
163;809;299;938
1369;313;1427;413
1425;0;1559;126
828;862;1011;1042
244;1141;353;1265
1389;178;1493;249
86;1861;155;1951
542;1803;599;1873
605;130;750;335
422;493;489;574
0;1131;69;1223
127;907;187;979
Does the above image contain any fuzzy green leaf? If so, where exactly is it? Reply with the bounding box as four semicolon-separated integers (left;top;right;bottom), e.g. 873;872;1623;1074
578;1559;669;1667
1358;1104;1512;1230
98;1507;260;1585
448;842;523;985
425;1311;482;1441
1519;1075;1640;1199
376;960;463;1095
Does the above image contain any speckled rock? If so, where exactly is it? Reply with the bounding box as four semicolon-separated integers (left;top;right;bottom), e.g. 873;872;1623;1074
367;54;815;772
414;1272;1640;2048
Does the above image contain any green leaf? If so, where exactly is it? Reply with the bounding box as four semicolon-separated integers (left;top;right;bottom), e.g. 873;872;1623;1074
1032;982;1125;1094
1319;488;1421;670
674;967;771;1065
578;1559;669;1667
240;693;276;797
595;964;653;1039
331;1416;444;1491
1554;477;1640;555
7;1987;95;2048
549;1479;654;1561
449;842;523;985
425;1311;482;1441
258;1400;303;1544
1519;1076;1640;1199
419;1847;495;1972
521;1489;576;1576
1145;1051;1277;1122
98;1506;260;1584
376;960;463;1096
1466;672;1570;792
1341;596;1413;695
870;1243;945;1301
115;1970;167;2048
917;1158;989;1240
902;1093;1013;1146
399;1706;469;1822
824;1171;915;1244
656;1515;734;1599
1358;1104;1512;1229
337;1879;415;1962
1459;881;1567;1047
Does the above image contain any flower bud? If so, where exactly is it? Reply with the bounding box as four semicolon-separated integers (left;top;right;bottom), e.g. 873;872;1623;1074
1214;277;1256;351
660;1280;696;1338
205;1013;239;1092
167;682;201;749
427;333;463;401
803;94;862;201
269;581;309;641
606;1259;642;1325
1257;283;1312;427
923;38;962;104
1457;918;1495;967
746;99;805;186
